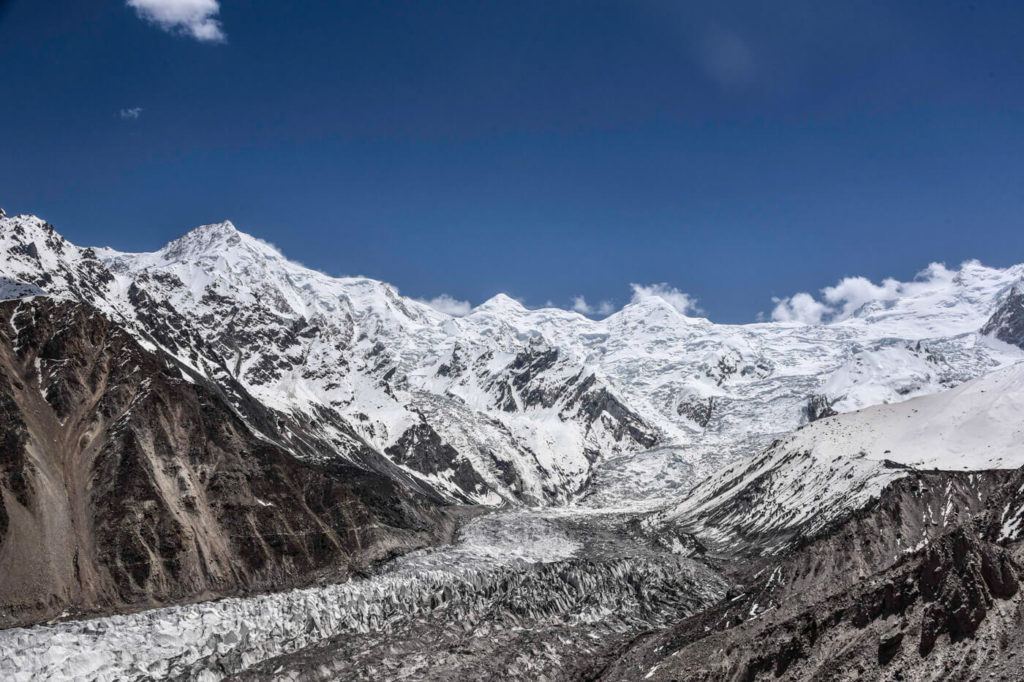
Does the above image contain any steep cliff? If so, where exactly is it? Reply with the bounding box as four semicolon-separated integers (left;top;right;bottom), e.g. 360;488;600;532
0;297;454;627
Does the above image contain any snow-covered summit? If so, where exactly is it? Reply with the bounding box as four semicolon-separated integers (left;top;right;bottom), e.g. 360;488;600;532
159;220;271;261
2;211;1023;506
474;293;528;315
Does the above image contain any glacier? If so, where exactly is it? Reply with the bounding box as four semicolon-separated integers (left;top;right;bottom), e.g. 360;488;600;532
2;210;1024;680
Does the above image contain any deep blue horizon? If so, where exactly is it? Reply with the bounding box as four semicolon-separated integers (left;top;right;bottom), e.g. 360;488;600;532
2;1;1023;322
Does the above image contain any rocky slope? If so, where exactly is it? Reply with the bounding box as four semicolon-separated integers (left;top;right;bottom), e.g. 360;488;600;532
982;282;1024;350
592;450;1024;681
0;296;454;628
592;362;1024;681
594;525;1023;681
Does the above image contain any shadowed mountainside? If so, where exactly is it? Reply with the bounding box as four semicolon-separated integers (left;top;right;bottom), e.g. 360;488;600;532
0;297;455;628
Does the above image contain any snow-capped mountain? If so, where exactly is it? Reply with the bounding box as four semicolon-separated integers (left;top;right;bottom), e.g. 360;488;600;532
5;209;1024;681
652;361;1024;554
1;212;1022;507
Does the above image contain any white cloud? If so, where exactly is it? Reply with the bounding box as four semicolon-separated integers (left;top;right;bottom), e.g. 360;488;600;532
821;276;901;319
630;283;702;315
571;295;616;317
770;292;831;325
769;263;959;325
419;294;472;317
126;0;226;43
119;107;143;120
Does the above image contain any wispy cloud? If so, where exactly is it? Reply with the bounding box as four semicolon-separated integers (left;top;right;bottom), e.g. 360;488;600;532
418;294;472;317
630;283;702;315
119;107;144;120
770;262;958;325
571;295;615;317
769;292;830;325
126;0;226;43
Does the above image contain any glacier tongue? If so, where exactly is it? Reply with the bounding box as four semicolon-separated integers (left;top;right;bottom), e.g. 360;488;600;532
0;510;724;682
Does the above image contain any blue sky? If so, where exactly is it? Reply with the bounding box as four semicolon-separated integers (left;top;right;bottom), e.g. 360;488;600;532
1;1;1023;322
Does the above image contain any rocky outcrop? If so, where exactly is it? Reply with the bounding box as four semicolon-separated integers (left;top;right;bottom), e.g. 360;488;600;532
982;283;1024;349
594;523;1022;682
677;396;718;428
0;298;453;628
916;527;1018;655
804;393;837;422
385;421;490;503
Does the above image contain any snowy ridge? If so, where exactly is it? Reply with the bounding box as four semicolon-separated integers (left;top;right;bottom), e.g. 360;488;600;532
1;211;1023;505
652;362;1024;552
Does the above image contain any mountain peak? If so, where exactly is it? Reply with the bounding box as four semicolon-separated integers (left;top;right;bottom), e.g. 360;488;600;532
159;221;282;263
172;220;239;245
615;294;697;322
197;219;239;236
475;293;527;314
0;213;69;253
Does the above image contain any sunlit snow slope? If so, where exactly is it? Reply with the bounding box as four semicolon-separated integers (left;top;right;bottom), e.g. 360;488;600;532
654;362;1024;553
1;211;1022;506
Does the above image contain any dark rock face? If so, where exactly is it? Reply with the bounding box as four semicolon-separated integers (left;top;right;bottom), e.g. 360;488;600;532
482;341;658;451
0;298;453;628
702;349;773;387
804;393;837;422
917;528;1019;655
981;283;1024;349
385;421;490;502
981;465;1024;548
496;346;561;411
677;396;718;428
566;374;658;450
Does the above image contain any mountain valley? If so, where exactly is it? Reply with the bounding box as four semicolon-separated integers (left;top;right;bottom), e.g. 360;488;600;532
1;210;1023;681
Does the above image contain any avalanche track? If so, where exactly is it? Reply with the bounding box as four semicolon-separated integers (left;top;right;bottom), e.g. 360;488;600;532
0;503;725;681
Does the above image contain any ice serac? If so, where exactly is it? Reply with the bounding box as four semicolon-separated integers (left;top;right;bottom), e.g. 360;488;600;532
0;297;453;628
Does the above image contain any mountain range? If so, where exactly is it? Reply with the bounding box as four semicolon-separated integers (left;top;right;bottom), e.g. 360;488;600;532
1;208;1023;680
